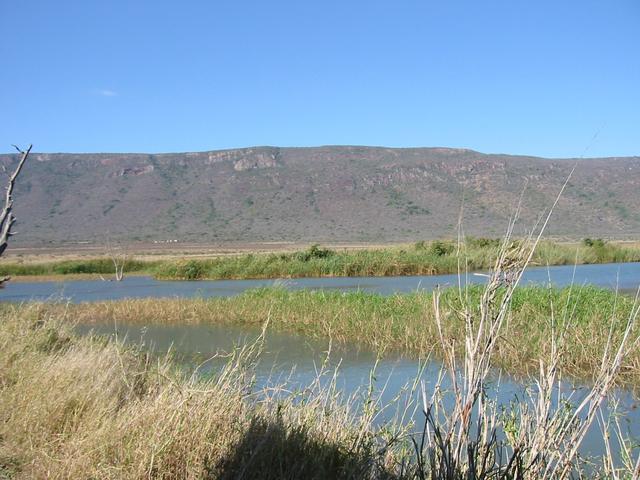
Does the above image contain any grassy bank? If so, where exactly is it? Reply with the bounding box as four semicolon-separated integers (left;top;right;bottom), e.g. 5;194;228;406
154;239;640;280
0;305;404;479
0;258;159;278
23;285;640;385
2;238;640;281
2;292;638;476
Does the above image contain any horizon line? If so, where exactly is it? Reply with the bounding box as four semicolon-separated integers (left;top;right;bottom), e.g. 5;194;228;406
1;144;638;160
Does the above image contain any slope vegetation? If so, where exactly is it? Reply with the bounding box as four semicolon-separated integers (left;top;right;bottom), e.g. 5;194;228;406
1;146;639;245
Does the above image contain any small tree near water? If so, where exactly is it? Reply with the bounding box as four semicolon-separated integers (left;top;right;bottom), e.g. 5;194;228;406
103;239;129;282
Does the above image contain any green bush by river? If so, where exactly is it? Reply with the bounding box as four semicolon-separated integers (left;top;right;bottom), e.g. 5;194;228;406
3;238;637;280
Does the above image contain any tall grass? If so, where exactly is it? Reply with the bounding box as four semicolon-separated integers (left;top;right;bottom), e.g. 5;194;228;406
0;304;403;479
2;239;640;280
31;284;640;384
409;212;640;479
153;239;640;280
0;258;157;277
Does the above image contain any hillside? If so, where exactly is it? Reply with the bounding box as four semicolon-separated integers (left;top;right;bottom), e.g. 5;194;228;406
1;146;639;246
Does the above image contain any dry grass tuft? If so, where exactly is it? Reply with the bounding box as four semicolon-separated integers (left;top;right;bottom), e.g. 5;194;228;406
19;283;640;385
0;304;400;479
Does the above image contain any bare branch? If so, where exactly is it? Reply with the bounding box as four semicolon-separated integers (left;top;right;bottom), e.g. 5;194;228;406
0;144;32;286
103;235;129;281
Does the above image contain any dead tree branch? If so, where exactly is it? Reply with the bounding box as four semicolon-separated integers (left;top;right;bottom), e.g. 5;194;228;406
0;144;32;286
104;237;128;281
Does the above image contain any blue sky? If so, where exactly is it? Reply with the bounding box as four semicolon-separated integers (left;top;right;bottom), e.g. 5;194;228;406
0;0;638;157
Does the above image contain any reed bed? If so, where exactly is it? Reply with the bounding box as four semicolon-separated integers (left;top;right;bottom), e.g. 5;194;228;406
2;238;640;280
0;257;158;277
153;239;640;280
20;284;639;385
412;220;640;479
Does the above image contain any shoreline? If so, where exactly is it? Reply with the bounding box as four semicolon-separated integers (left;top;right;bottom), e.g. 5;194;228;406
3;239;640;282
9;285;637;386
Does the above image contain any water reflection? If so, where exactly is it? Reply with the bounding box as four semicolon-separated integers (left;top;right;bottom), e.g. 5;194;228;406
76;321;640;463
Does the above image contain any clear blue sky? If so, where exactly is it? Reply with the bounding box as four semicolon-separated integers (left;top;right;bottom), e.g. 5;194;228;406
1;0;638;157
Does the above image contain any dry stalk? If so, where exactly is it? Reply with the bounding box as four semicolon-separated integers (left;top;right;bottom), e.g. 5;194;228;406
414;169;639;479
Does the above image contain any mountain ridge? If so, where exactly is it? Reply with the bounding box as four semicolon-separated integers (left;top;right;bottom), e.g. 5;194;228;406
1;146;639;246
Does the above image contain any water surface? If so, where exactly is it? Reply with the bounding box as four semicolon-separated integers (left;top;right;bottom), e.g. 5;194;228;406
76;321;640;463
9;261;640;465
3;261;640;303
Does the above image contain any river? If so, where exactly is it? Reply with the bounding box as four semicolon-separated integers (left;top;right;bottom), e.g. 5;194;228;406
2;261;640;303
4;262;640;465
74;320;640;464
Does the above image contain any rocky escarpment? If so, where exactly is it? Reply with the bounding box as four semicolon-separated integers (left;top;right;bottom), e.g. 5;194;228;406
0;146;638;245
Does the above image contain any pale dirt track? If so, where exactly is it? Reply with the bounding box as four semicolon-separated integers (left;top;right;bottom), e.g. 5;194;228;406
5;239;640;265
